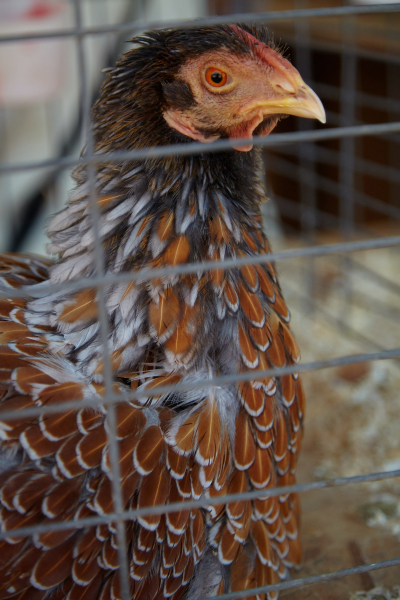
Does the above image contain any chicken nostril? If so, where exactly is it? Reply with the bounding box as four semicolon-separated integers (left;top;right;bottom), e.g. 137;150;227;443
275;81;297;95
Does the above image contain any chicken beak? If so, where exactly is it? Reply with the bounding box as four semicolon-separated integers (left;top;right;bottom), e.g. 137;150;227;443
246;77;326;125
270;80;326;124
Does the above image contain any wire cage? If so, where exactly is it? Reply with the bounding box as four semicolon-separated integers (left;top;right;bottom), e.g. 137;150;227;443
0;1;400;598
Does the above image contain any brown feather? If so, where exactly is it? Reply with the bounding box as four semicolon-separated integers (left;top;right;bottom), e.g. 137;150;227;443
164;236;190;266
13;473;53;514
281;374;295;408
59;290;98;323
240;262;258;293
165;324;192;356
67;577;103;600
77;408;104;434
218;525;240;565
13;367;56;395
251;520;272;566
173;412;199;456
234;409;256;470
238;382;264;417
273;293;289;321
144;373;181;398
227;469;248;520
39;410;78;441
113;404;146;439
256;265;275;300
209;215;230;244
224;281;239;312
248;447;272;489
157;211;174;242
21;425;63;459
38;382;84;407
103;432;138;479
42;479;81;519
138;464;169;530
31;536;75;589
273;411;289;462
267;334;286;369
200;457;219;488
281;323;300;363
134;425;163;475
238;325;258;369
76;427;107;469
57;433;86;478
149;289;180;339
176;470;191;499
249;325;270;352
254;400;274;432
238;284;264;327
0;322;30;344
1;473;32;511
196;398;221;467
243;231;257;251
167;446;187;480
255;428;273;449
296;378;306;419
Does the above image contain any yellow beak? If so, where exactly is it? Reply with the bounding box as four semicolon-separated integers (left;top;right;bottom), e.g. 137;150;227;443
253;80;326;124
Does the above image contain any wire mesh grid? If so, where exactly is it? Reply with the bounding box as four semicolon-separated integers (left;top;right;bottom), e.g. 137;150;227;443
1;1;400;598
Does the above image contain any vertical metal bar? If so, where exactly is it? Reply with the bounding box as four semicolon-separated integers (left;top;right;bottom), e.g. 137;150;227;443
339;10;357;326
71;1;131;598
387;62;400;211
294;0;318;314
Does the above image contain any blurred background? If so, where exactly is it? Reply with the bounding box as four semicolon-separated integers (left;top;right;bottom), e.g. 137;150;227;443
1;0;400;597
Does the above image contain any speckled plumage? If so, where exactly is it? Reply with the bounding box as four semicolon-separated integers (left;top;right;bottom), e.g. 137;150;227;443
0;24;320;600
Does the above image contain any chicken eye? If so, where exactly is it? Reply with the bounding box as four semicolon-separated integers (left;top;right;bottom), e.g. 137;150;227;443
205;68;228;88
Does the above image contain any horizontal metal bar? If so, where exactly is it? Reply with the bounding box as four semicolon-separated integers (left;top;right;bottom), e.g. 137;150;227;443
284;269;399;352
203;557;400;600
0;346;399;422
1;235;399;302
0;4;399;44
268;154;400;221
349;259;400;297
284;28;400;67
315;81;400;116
322;107;400;146
0;468;399;541
2;121;400;175
271;142;400;185
271;190;389;242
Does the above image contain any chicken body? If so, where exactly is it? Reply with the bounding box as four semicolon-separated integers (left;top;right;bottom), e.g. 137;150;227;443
0;25;324;600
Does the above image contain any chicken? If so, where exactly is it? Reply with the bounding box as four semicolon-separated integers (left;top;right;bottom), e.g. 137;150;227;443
0;24;325;600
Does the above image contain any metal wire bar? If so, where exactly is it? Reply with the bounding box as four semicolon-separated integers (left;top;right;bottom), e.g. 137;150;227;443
283;31;400;68
2;120;400;175
1;346;399;422
71;1;130;596
266;154;400;222
271;143;400;186
201;558;400;600
0;3;399;44
315;81;400;116
294;1;318;315
283;268;398;352
1;467;399;541
349;289;400;323
350;259;400;297
338;23;357;326
1;235;400;302
317;104;400;146
272;192;374;238
268;198;400;309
